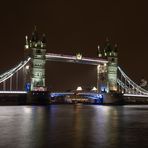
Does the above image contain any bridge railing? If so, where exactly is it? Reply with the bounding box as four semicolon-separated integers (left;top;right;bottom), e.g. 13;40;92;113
0;57;30;83
117;66;148;95
0;57;31;91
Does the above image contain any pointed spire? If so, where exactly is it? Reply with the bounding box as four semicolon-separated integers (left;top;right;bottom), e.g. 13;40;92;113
113;43;118;56
97;45;102;57
34;25;37;31
98;45;100;50
25;35;28;44
114;44;118;52
104;37;111;56
105;37;111;48
42;33;46;43
25;35;29;49
31;25;38;42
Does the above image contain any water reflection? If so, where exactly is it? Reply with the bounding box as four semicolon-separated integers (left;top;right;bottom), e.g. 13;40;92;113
0;105;148;148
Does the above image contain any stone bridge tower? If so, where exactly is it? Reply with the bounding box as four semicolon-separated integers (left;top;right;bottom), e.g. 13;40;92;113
24;28;47;92
97;40;118;93
24;28;48;104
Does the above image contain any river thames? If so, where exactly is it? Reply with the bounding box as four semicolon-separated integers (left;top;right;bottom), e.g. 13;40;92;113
0;105;148;148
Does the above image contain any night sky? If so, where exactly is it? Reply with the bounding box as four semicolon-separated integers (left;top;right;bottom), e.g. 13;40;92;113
0;0;147;91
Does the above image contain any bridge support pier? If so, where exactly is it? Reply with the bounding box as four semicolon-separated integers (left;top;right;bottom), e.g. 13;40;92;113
102;92;124;105
26;91;49;105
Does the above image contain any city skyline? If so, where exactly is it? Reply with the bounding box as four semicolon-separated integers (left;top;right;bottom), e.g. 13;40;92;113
0;0;147;91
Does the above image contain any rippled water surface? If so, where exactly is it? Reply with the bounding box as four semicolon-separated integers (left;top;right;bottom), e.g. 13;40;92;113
0;105;148;148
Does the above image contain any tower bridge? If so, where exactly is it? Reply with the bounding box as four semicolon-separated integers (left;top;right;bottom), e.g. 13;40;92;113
0;29;147;105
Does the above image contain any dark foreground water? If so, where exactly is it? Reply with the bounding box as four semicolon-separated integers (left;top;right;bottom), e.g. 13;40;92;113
0;105;148;148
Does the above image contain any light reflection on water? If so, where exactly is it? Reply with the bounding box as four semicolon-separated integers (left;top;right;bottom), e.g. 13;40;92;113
0;105;148;148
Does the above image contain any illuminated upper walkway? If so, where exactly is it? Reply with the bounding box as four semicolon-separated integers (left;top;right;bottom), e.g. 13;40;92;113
123;94;148;98
0;91;27;94
46;53;108;65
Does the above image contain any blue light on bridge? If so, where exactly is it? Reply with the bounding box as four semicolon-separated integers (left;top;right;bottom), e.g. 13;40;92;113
25;83;31;92
101;87;108;93
49;92;104;104
98;94;103;99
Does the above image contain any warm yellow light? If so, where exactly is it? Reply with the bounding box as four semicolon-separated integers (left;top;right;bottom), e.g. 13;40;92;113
76;86;83;91
92;87;97;91
25;45;29;49
97;64;100;71
98;54;102;57
76;53;82;60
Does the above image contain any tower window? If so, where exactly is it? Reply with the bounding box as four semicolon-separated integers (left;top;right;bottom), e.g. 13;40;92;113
111;58;115;62
36;50;41;54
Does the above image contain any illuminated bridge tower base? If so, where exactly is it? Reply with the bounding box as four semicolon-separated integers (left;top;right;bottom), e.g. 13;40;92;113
24;29;49;105
97;41;123;104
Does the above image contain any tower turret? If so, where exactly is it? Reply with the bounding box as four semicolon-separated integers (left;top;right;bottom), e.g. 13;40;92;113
97;43;108;93
24;28;47;92
97;39;118;93
97;45;102;57
105;41;118;92
31;26;38;42
25;36;29;49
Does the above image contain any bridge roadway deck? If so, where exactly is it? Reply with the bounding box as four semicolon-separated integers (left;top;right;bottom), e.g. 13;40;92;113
0;91;27;94
0;91;27;105
45;53;108;65
123;94;148;98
